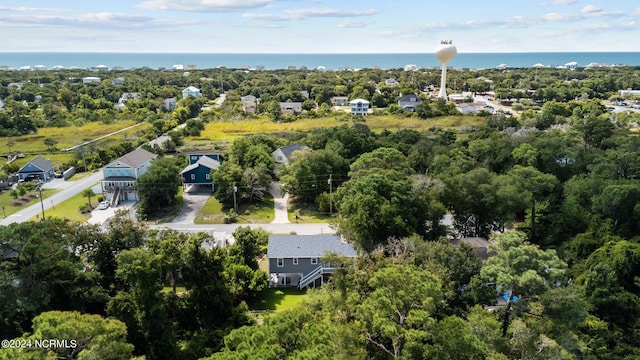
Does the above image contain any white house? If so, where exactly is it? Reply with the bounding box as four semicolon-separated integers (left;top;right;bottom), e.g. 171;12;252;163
100;148;157;207
455;103;485;114
349;99;370;115
182;86;201;99
82;77;101;84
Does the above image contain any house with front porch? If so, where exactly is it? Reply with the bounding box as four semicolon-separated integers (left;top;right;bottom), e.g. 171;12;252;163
100;148;157;207
267;235;357;289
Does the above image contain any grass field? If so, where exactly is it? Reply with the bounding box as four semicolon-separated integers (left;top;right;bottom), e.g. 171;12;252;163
3;120;153;168
41;184;100;222
188;114;483;144
249;287;308;312
195;194;274;224
0;188;59;218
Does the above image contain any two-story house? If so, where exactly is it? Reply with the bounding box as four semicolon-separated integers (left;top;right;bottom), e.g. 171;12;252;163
100;148;157;207
267;235;357;289
349;99;370;115
180;153;222;192
398;94;423;112
182;86;201;99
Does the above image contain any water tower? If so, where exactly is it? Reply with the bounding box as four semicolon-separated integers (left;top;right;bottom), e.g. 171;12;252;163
435;40;457;99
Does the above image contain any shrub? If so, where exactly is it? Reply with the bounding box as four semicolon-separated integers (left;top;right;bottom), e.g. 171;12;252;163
224;209;238;224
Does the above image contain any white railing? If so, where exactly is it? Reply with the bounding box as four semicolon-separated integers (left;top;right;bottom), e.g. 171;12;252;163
298;266;338;289
111;188;120;207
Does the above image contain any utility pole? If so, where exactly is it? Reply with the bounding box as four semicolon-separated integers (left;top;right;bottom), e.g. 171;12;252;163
39;188;45;220
328;174;333;215
233;182;238;213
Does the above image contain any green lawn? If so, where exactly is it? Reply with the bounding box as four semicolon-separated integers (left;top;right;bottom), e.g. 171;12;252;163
194;195;225;224
0;188;59;219
195;194;274;224
289;205;334;224
42;184;100;222
249;287;308;312
236;194;274;223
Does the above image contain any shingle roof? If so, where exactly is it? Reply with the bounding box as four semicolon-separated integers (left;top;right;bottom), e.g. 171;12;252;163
180;156;220;174
26;156;54;172
267;235;357;258
398;94;422;102
112;148;157;168
276;144;305;159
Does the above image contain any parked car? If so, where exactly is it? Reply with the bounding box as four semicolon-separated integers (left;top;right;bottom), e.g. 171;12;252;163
97;201;110;210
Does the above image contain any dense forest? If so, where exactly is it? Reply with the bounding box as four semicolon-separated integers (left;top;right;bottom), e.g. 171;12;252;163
1;65;640;359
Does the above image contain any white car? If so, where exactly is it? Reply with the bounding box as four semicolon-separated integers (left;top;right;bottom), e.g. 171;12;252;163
97;201;110;210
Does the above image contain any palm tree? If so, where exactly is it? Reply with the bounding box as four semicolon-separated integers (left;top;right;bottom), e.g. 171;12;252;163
82;188;95;208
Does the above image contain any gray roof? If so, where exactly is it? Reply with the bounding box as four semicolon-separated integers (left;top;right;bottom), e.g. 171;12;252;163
267;235;357;258
112;148;157;168
276;143;305;159
398;94;423;103
24;156;54;172
180;156;220;174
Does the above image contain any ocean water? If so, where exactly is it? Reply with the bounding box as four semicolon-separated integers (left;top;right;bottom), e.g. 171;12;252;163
0;52;639;71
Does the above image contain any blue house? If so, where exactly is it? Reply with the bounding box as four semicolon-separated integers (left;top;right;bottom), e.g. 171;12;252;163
180;154;222;191
17;156;55;181
182;86;201;99
267;235;357;289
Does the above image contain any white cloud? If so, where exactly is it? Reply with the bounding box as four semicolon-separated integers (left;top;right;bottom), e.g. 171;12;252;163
581;5;602;14
137;0;272;12
551;0;577;5
244;7;378;21
0;12;191;30
337;20;373;28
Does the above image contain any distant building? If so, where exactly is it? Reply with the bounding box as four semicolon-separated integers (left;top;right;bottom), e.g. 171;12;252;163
398;94;423;112
163;98;177;111
279;102;302;115
620;89;640;97
385;78;400;86
330;96;349;106
82;76;101;84
182;86;201;99
111;77;125;85
349;99;370;115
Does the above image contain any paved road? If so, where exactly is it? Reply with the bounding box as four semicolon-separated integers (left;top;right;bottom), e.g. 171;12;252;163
149;222;334;235
0;171;103;226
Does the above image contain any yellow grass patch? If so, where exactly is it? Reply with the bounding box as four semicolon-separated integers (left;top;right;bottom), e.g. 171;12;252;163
191;114;484;143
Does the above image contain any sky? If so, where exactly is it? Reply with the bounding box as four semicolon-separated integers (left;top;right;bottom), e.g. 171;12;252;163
1;0;639;53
